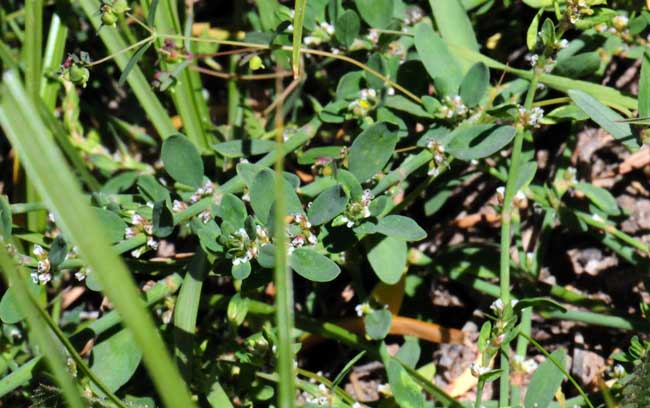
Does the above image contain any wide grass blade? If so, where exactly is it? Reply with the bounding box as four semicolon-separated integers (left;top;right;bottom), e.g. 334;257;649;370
0;70;195;408
147;0;210;150
40;13;67;110
292;0;306;78
0;247;85;408
78;0;177;138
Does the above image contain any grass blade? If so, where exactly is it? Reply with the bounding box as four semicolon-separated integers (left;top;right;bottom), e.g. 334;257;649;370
0;247;85;408
118;41;153;86
147;0;210;150
428;0;478;73
40;13;67;110
0;70;195;408
147;0;161;27
292;0;306;78
78;0;177;138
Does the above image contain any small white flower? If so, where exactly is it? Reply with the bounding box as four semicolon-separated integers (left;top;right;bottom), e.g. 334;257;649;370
377;383;391;395
367;30;379;44
147;237;159;250
38;272;52;285
387;87;395;96
470;362;490;377
125;227;136;239
514;190;527;202
37;259;51;274
33;245;47;259
319;21;335;36
591;213;605;223
496;186;506;202
75;270;86;281
307;233;318;245
558;39;569;49
613;364;626;378
490;298;505;314
131;214;145;226
318;383;329;394
172;200;187;212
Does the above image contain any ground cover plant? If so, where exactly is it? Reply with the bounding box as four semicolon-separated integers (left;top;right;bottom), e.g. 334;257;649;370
2;0;650;406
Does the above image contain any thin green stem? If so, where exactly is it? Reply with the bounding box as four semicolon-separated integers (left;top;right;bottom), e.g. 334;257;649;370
498;71;540;406
87;36;153;67
273;98;295;408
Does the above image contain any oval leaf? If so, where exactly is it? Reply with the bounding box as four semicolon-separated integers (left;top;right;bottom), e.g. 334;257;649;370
414;22;463;97
364;308;392;340
161;134;204;187
459;62;489;108
308;185;349;226
367;236;406;284
348;122;398;182
90;329;143;394
212;140;276;158
446;125;517;161
336;10;360;48
289;248;341;282
375;215;427;241
354;0;393;28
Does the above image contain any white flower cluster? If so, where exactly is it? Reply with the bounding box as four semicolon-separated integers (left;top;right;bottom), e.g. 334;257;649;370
304;21;335;46
426;139;446;177
287;214;318;254
231;225;270;265
513;355;539;374
31;245;51;285
470;362;491;378
566;0;593;24
339;190;374;228
348;88;377;117
518;106;544;128
366;29;380;45
489;298;519;316
440;95;468;119
125;213;159;258
190;180;215;204
355;302;373;317
525;54;555;73
302;383;330;406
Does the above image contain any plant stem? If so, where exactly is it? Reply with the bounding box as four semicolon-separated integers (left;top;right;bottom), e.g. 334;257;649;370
87;36;153;67
498;72;540;406
273;85;296;408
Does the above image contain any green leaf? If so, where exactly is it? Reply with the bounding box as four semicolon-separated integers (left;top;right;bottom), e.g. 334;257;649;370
93;207;127;243
0;195;12;241
459;62;489;108
298;146;345;165
147;0;160;26
161;134;205;187
212;140;277;158
348;122;398;182
335;10;360;48
384;95;431;118
249;169;303;224
375;215;426;241
0;278;40;324
289;248;341;282
364;308;392;340
336;71;364;100
219;194;248;229
527;9;543;50
395;337;421;368
446;125;517;161
384;357;426;407
227;293;249;326
152;201;174;238
137;175;171;205
524;348;566;408
514;297;567;314
90;329;143;394
429;0;479;57
354;0;393;28
414;22;463;97
232;261;252;280
367;236;406;284
640;52;650;118
569;90;639;151
553;52;601;78
207;382;234;408
118;41;153;86
575;182;621;216
307;185;349;226
48;236;68;268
